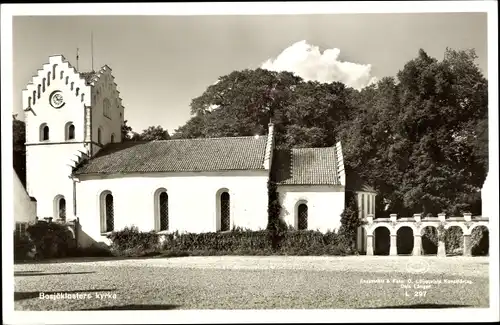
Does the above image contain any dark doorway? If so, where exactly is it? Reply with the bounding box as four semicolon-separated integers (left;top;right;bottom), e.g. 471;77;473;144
397;227;414;255
374;227;390;255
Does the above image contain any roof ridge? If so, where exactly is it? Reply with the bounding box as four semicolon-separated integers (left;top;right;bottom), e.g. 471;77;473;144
151;135;268;142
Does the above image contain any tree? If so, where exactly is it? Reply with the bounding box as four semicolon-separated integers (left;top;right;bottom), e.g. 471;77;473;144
139;125;171;141
13;115;26;187
174;68;353;149
339;48;488;216
121;120;134;141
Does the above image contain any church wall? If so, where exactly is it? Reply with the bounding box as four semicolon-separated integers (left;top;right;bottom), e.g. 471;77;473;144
26;143;84;219
277;185;345;233
90;67;123;156
75;170;269;246
14;169;37;227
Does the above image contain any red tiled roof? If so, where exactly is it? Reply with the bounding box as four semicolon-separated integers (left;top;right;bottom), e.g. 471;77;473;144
73;136;269;175
273;147;342;186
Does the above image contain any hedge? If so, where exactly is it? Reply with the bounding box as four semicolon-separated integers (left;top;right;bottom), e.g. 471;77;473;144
106;226;354;257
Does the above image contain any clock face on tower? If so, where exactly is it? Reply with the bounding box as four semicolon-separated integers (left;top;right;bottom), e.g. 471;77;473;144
49;90;65;108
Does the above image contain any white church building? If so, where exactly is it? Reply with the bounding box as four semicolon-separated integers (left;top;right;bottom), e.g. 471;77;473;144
20;55;377;248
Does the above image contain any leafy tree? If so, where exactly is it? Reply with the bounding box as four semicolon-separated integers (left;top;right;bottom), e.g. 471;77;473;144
139;125;171;141
339;48;487;216
121;120;134;141
13;115;26;187
174;69;353;149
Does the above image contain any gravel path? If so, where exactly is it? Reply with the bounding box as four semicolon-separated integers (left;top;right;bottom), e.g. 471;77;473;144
14;256;489;310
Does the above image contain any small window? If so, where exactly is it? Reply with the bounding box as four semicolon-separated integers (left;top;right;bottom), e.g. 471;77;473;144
40;123;49;141
66;123;75;140
110;134;115;143
59;198;66;221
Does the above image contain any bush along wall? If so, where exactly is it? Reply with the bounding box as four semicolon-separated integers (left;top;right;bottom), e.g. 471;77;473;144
25;221;77;259
106;226;355;258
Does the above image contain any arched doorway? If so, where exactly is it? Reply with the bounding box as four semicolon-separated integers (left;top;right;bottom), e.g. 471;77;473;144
445;226;464;256
374;227;390;255
396;227;414;255
421;226;438;255
471;226;489;256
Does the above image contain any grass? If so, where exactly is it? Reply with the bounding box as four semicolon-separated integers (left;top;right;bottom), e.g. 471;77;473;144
13;256;489;310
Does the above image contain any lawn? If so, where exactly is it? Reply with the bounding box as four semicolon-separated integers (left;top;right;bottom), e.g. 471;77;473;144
13;256;489;310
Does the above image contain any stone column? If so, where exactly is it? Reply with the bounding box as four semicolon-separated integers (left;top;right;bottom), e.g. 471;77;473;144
389;234;398;256
463;234;472;256
437;239;446;257
366;235;374;256
413;235;422;256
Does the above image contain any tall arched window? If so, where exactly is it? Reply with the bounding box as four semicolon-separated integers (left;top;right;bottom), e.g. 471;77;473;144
100;191;114;233
40;123;49;141
65;122;75;140
220;192;230;231
42;78;46;92
97;128;102;144
37;85;41;98
297;203;308;230
103;98;111;118
47;72;51;86
59;198;66;220
54;195;66;221
153;189;169;231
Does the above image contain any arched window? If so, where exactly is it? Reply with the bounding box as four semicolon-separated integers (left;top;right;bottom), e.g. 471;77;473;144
37;85;41;98
33;91;36;104
65;122;75;140
220;192;230;231
297;203;308;230
59;198;66;220
40;123;49;141
97;128;102;144
60;70;64;80
53;195;66;221
42;78;46;92
70;82;74;91
103;98;111;118
47;72;51;86
110;134;115;143
100;191;114;233
154;189;169;231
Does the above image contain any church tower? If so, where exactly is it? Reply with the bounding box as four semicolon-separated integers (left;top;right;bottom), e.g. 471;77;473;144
23;55;124;221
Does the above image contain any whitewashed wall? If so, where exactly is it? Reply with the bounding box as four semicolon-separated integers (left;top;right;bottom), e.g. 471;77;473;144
13;169;37;226
277;185;345;233
74;170;269;246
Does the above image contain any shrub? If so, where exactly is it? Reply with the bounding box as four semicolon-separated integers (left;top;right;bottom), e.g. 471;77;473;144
107;226;159;256
444;227;464;254
26;221;76;259
337;195;364;253
14;230;36;261
106;226;351;257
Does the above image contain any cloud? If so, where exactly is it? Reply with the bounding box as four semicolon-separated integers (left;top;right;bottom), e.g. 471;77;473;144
261;40;378;90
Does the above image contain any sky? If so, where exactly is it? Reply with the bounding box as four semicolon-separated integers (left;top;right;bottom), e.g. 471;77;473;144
13;13;488;134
